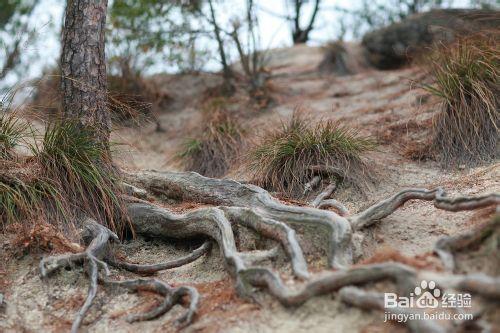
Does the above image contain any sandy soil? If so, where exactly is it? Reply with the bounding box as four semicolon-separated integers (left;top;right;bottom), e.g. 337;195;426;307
1;44;499;332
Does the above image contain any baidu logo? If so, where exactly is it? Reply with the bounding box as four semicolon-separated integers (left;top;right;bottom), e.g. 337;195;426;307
414;280;440;308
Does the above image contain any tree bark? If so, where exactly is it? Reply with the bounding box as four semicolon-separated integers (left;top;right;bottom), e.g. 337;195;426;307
61;0;110;146
291;0;320;44
207;0;234;94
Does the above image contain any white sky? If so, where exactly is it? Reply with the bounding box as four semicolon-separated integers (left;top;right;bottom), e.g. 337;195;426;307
2;0;475;87
3;0;374;85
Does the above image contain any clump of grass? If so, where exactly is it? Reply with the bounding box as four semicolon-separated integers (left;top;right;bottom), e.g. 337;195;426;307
0;112;29;159
246;112;376;197
177;103;244;178
318;41;351;75
1;112;128;242
33;121;126;234
30;68;170;126
423;34;499;167
0;156;68;236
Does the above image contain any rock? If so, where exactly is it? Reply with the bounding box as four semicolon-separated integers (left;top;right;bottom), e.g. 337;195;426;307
361;9;499;69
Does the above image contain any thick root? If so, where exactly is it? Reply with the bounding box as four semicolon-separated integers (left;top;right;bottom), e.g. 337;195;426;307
125;172;500;310
107;240;212;274
339;286;446;333
310;183;337;207
222;206;309;279
127;170;353;269
105;278;199;325
349;188;500;230
304;175;321;195
127;171;500;269
419;271;500;300
39;219;199;332
317;199;349;216
434;211;499;271
238;262;417;306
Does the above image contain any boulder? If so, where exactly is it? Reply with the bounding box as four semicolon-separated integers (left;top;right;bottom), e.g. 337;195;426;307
362;9;499;69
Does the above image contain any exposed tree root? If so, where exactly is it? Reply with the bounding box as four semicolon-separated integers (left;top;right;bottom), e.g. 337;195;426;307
40;219;200;332
237;263;418;306
107;240;212;274
349;188;500;230
105;278;198;325
339;286;446;333
127;170;354;269
419;271;500;300
38;171;499;331
40;220;117;333
317;199;350;216
310;183;337;207
304;175;321;195
339;271;500;333
434;211;500;271
124;173;500;305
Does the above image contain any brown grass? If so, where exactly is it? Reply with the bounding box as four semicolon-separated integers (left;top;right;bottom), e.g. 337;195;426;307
376;115;437;161
184;278;257;332
176;98;245;178
359;246;439;270
1;117;129;241
10;221;83;255
29;69;170;124
246;111;376;197
423;33;499;167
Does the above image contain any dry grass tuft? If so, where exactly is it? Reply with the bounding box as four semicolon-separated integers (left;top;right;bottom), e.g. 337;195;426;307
177;98;245;178
107;64;171;123
318;41;351;75
0;112;29;159
246;111;376;197
33;120;127;234
0;158;63;230
30;69;170;125
1;116;128;239
10;221;83;255
423;33;499;167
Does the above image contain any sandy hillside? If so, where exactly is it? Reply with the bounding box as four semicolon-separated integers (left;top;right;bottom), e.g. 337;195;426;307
1;44;499;332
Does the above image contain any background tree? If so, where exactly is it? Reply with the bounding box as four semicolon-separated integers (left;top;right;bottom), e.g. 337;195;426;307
61;0;110;146
0;0;37;81
108;0;209;75
289;0;321;44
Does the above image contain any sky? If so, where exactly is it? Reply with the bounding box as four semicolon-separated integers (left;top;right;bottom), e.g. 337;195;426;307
2;0;372;87
1;0;477;90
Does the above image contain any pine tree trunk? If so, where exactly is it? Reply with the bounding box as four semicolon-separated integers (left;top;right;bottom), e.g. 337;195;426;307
61;0;110;146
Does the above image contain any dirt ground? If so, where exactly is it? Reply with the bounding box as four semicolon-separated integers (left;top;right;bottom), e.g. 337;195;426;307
1;44;498;332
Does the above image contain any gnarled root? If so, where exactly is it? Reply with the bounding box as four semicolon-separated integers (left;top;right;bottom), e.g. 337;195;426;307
237;262;418;306
310;183;337;208
105;279;199;325
434;211;499;271
107;240;212;274
339;286;446;333
349;188;500;230
39;219;200;332
127;170;354;269
338;271;500;333
40;219;117;333
304;175;321;195
121;171;500;328
127;171;500;268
